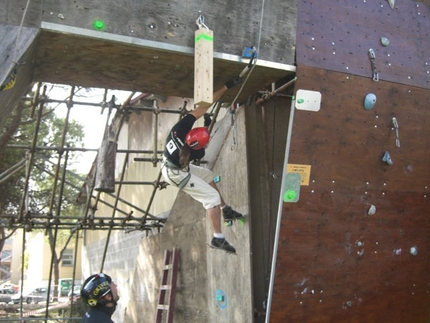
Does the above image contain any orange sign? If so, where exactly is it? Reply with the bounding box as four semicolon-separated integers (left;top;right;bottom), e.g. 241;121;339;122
287;164;311;186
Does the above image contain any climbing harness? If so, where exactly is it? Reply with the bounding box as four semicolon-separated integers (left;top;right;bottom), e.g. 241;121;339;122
161;157;191;189
368;49;379;81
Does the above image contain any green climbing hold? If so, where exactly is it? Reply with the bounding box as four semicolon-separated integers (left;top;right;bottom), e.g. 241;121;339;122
380;37;390;47
284;189;296;202
216;294;224;301
283;172;301;203
93;20;106;30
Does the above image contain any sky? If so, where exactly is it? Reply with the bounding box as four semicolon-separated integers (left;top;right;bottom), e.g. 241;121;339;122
41;83;137;174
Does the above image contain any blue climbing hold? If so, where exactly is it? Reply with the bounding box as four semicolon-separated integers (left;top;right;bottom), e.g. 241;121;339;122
216;290;227;309
382;151;393;165
364;93;377;110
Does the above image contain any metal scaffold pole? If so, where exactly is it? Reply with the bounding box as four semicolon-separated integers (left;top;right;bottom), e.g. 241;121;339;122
265;98;296;323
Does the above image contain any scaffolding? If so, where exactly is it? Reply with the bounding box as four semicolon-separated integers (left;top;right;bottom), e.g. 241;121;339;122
0;83;186;322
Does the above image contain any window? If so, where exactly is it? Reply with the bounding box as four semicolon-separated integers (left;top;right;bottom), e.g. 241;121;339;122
62;249;74;266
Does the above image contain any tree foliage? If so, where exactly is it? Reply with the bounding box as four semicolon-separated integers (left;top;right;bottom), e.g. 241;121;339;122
0;85;90;295
0;87;86;216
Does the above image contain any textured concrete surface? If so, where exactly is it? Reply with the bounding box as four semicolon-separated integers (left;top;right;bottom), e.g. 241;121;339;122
0;25;38;129
0;0;297;126
83;106;253;323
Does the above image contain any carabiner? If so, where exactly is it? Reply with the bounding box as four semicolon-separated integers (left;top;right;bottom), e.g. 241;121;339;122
196;15;209;30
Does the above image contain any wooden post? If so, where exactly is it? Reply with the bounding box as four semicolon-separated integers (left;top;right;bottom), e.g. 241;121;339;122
194;28;213;108
95;124;117;193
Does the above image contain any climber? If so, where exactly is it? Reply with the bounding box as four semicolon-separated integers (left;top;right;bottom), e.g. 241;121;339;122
161;76;244;254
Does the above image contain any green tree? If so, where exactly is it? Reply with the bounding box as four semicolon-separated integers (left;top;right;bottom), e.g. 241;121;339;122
0;84;87;301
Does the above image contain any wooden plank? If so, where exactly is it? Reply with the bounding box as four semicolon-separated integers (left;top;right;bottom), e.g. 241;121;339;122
194;29;213;108
33;30;294;104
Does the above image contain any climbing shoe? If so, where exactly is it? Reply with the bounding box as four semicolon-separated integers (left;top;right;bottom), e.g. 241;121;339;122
222;205;243;221
210;237;236;254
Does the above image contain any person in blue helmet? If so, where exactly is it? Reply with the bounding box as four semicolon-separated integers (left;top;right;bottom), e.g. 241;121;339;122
80;273;119;323
161;76;244;254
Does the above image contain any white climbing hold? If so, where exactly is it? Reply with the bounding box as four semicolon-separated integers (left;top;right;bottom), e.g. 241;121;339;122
380;37;390;47
387;0;395;9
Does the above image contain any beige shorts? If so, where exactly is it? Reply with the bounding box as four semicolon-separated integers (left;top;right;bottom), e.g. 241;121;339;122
161;163;221;209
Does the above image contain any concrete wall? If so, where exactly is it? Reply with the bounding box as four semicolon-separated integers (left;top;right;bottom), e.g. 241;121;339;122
3;0;297;66
0;0;297;128
0;25;38;129
82;105;253;323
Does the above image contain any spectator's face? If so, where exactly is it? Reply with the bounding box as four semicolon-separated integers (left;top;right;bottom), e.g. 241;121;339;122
110;281;120;302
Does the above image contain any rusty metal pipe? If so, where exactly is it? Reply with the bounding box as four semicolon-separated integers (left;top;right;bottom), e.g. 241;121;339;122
100;152;129;272
265;97;296;323
256;76;297;105
18;85;46;222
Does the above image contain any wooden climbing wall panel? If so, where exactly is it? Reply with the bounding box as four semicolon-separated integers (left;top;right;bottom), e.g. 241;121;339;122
269;1;430;321
296;0;430;89
270;66;430;322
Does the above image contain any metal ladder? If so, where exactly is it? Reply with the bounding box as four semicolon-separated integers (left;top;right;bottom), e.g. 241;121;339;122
155;248;180;323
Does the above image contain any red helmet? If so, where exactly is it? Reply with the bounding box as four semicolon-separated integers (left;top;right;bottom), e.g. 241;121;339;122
186;127;210;150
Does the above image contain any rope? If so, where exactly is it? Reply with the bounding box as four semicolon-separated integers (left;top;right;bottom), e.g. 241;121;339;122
256;0;266;52
13;0;32;64
227;0;266;149
0;0;32;89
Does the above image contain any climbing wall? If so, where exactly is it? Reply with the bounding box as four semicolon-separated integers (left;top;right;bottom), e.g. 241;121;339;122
270;0;430;322
296;0;430;88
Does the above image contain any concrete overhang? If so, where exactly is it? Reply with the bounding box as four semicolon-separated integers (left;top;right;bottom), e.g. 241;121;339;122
35;22;296;103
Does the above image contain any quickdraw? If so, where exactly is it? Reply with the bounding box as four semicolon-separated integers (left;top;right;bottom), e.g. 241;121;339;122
392;117;400;148
368;49;379;81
